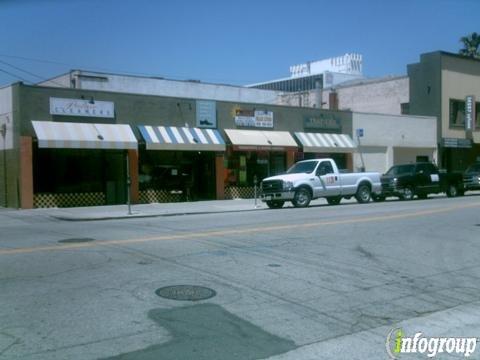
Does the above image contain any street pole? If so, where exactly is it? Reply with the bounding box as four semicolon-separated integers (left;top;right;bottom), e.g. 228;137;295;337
253;174;259;208
1;123;7;207
357;135;366;172
126;151;132;215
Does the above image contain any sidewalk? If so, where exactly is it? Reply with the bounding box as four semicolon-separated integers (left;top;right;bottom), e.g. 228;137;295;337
38;198;268;221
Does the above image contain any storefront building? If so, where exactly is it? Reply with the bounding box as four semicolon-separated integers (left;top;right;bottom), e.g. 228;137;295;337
0;82;436;208
408;51;480;172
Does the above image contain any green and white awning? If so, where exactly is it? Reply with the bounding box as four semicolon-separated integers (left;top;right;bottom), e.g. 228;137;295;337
32;121;137;149
294;132;356;153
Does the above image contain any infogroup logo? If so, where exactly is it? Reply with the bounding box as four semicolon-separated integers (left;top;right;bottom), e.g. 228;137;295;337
385;328;478;358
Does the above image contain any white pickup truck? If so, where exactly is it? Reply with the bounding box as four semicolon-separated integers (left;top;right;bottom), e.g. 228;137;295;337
260;158;382;208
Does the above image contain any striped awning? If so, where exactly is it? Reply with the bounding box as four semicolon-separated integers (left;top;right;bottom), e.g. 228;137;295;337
294;132;356;153
32;121;137;149
224;129;298;150
138;125;225;151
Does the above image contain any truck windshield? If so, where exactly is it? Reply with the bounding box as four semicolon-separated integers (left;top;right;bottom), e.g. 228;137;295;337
466;163;480;172
386;164;415;176
287;161;317;174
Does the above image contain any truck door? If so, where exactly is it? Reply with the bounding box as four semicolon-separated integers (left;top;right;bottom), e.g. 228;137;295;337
314;161;341;197
415;163;439;193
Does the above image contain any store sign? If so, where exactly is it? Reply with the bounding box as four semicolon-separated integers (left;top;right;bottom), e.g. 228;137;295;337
234;109;274;128
196;100;217;128
304;115;341;131
50;97;115;118
442;137;472;148
465;95;475;132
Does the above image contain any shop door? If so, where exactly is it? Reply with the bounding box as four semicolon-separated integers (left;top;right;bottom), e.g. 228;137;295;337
189;152;216;201
271;153;286;176
105;151;127;205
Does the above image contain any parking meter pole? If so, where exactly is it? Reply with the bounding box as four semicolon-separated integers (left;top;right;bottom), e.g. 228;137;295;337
126;151;132;215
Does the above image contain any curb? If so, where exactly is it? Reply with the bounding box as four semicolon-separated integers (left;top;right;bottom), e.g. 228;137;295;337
50;207;266;221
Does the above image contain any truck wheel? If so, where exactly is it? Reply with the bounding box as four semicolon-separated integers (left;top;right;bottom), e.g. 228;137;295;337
292;187;311;208
326;196;341;205
446;184;458;198
266;200;284;209
400;185;414;201
355;184;371;203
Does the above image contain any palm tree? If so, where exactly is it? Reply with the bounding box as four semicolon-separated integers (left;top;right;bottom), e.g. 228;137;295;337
459;32;480;59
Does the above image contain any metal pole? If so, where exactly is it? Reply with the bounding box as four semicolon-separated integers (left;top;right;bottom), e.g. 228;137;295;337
1;123;7;207
253;174;258;208
126;150;132;215
357;135;366;172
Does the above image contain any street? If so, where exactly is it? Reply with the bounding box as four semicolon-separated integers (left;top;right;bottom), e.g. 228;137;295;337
1;195;480;359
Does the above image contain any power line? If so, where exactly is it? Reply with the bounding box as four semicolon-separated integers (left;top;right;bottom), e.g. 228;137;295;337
0;67;33;84
0;53;252;86
0;59;66;87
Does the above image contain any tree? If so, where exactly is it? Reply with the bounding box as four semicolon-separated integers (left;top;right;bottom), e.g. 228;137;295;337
459;32;480;59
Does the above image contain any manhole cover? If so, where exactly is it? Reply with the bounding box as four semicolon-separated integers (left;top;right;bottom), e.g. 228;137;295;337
155;285;216;301
58;237;95;244
267;263;282;267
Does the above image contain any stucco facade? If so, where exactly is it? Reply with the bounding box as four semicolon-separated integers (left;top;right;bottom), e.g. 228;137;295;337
352;112;437;173
42;70;284;105
276;76;409;115
408;51;480;171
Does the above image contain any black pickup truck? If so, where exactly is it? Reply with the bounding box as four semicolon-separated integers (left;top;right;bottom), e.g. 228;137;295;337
379;162;464;200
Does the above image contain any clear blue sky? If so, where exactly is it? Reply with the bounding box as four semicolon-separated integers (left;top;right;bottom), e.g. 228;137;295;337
0;0;478;87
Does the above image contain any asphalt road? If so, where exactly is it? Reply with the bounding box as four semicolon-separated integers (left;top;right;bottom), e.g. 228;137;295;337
1;195;480;359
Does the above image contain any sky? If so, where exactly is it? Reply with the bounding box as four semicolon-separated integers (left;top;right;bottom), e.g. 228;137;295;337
0;0;479;88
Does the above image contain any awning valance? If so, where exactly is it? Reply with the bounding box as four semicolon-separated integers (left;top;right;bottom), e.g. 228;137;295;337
294;132;356;153
224;129;298;150
138;125;225;151
32;121;137;149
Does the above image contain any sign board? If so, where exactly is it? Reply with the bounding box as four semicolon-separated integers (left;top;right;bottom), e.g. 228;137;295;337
304;115;341;131
442;137;472;148
234;109;273;128
50;97;114;118
465;95;475;132
356;128;364;138
196;100;216;128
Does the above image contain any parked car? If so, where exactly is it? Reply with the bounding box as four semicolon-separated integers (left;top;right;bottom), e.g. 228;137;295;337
380;162;463;200
260;158;382;208
463;162;480;193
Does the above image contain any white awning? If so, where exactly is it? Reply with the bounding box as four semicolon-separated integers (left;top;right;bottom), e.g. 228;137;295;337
294;132;356;153
138;125;225;151
32;121;137;149
224;129;297;150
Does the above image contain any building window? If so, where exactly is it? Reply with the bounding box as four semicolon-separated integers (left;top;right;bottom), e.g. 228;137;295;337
449;99;465;128
401;103;409;115
476;102;480;129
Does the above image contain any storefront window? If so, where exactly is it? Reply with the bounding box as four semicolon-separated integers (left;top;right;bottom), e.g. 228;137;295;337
33;148;117;194
139;150;215;201
449;99;465;128
225;151;286;186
